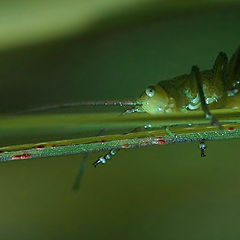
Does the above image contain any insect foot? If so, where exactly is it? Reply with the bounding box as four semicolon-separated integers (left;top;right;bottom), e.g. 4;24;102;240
93;149;120;167
199;140;207;157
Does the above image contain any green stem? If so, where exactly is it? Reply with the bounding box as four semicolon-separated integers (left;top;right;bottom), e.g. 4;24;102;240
0;122;239;162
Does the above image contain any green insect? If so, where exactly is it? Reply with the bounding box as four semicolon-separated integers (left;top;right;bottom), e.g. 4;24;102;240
126;49;240;120
93;46;240;165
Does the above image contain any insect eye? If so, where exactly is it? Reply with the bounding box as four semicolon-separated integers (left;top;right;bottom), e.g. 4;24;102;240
145;87;155;97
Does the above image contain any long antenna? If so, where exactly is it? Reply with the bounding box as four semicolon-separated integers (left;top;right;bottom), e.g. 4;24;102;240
19;100;138;114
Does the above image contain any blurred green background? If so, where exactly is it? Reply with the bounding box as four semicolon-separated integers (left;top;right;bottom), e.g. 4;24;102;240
1;0;240;239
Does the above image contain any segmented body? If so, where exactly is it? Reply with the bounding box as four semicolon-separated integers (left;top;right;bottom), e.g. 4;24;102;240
159;70;222;112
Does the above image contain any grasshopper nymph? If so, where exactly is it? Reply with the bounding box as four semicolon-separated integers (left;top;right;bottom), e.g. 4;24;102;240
94;46;240;165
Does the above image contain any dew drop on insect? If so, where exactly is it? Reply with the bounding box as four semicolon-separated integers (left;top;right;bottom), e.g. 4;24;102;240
199;142;206;149
110;149;118;155
144;124;152;129
98;157;106;164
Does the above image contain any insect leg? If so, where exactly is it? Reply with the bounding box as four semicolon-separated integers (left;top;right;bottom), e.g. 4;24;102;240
93;125;153;167
165;126;175;137
191;66;223;129
226;47;240;95
72;152;90;190
73;129;105;189
199;139;207;157
93;149;120;167
212;52;228;91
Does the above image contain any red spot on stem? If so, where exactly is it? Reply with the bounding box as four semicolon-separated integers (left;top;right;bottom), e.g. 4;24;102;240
141;141;149;146
36;145;45;150
229;127;235;131
122;144;131;149
91;139;106;144
12;153;31;160
155;137;165;145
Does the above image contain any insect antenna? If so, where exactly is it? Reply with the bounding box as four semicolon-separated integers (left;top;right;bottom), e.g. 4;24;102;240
72;152;90;190
18;100;138;114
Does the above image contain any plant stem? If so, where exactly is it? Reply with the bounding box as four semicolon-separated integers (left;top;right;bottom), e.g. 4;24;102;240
0;122;239;162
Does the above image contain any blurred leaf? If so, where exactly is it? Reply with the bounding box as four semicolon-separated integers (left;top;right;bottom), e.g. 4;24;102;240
0;0;240;49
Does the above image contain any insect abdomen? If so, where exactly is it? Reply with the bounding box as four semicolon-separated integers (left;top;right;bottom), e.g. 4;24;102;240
159;69;224;112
